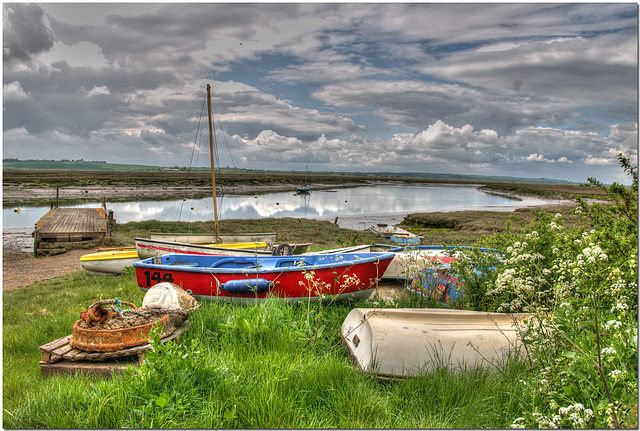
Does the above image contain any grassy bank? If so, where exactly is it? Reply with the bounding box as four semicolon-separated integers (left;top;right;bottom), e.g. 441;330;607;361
40;205;583;256
4;207;574;428
3;265;530;428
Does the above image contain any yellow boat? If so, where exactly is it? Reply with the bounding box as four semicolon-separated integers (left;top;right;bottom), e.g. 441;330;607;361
80;249;140;275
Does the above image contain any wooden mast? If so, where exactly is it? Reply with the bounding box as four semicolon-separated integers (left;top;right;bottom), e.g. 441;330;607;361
207;84;220;242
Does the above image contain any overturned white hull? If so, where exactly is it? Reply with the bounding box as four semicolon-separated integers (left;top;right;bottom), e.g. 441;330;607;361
341;308;531;378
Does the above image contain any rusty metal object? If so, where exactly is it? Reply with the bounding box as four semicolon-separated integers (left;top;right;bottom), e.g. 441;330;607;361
70;314;175;352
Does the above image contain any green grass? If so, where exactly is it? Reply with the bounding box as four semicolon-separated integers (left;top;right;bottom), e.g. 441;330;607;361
3;267;531;428
5;208;593;428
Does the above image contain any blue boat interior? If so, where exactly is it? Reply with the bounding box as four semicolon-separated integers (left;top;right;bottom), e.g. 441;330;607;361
139;252;395;271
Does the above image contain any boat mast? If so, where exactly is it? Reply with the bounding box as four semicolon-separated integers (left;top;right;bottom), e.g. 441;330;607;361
207;84;220;242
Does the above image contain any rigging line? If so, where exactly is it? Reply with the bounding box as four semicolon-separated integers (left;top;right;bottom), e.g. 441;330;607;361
181;93;208;221
211;98;237;168
210;94;262;220
188;94;208;171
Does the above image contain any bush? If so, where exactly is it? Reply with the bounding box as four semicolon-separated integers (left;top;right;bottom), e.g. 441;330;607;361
464;154;638;428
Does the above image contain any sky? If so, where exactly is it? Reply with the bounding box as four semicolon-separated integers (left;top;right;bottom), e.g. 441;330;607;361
3;3;638;184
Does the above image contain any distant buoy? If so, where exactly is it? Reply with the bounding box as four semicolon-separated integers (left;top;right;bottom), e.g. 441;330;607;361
276;202;280;205
13;208;20;213
191;207;194;210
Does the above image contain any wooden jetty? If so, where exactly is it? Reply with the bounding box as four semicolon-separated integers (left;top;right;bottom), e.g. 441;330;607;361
32;207;114;255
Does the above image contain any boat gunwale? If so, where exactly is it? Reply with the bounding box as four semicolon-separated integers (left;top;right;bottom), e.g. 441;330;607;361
132;252;396;275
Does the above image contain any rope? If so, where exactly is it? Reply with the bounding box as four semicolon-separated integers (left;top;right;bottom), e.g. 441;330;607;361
80;297;201;326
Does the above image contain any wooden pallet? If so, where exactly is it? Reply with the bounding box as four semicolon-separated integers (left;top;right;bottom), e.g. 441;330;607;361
39;321;190;378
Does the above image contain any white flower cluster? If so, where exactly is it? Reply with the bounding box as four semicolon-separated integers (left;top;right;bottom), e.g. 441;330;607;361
601;346;617;356
608;369;625;379
610;297;630;314
578;245;608;264
557;403;594;428
604;320;623;330
509;417;526;429
532;412;558;429
549;221;564;231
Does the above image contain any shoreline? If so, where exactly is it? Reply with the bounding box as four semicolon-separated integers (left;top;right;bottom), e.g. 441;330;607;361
3;182;575;256
1;182;368;205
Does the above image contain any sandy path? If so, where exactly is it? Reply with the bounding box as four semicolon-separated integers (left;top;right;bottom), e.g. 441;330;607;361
2;250;93;290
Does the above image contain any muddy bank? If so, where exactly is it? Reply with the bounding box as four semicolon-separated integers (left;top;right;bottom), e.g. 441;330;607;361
2;182;365;205
3;249;92;290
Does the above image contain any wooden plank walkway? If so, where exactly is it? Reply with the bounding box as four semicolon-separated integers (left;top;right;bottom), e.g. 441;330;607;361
33;207;112;255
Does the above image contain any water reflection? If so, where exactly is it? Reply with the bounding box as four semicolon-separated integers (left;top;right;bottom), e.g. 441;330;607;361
4;184;548;229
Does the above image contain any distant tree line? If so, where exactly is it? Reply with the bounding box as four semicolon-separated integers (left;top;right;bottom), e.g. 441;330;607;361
3;158;107;164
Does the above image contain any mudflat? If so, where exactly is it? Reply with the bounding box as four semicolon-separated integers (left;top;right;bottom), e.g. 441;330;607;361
3;249;92;290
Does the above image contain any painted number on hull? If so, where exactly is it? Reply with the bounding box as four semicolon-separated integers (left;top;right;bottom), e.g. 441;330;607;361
143;270;174;286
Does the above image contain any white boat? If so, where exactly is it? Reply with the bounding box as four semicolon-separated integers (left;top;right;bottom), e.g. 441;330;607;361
370;224;422;245
149;231;278;245
381;245;502;280
304;244;371;254
80;249;140;275
136;238;273;260
135;237;315;260
341;308;532;378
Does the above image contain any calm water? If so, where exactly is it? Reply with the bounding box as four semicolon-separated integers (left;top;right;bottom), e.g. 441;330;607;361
4;184;549;230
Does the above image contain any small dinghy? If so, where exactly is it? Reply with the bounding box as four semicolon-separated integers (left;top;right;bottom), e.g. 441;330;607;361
80;249;141;275
370;224;422;245
341;308;531;378
132;252;395;303
383;245;502;280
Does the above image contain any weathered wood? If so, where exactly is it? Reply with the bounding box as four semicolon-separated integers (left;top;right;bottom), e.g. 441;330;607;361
39;335;72;352
39;321;191;378
40;360;137;379
33;207;110;255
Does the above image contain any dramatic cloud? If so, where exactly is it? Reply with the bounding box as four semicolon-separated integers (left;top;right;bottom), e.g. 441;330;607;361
3;3;637;183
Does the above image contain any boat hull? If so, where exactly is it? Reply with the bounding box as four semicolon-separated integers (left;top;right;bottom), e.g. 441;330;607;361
383;245;502;280
149;232;277;245
135;238;272;260
341;308;532;378
80;249;140;275
370;224;422;245
133;252;395;303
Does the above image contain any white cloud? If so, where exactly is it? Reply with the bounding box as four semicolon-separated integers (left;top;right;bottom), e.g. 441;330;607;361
81;85;110;97
3;81;29;101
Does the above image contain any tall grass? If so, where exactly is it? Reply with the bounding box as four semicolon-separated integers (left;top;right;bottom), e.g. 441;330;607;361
3;268;530;428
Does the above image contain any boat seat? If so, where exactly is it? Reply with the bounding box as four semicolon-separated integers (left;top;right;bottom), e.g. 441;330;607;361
209;257;262;269
277;259;302;268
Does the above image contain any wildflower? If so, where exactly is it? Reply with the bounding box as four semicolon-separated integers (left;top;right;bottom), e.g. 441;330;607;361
610;302;629;313
510;418;526;429
604;320;622;330
608;369;624;379
601;346;617;355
